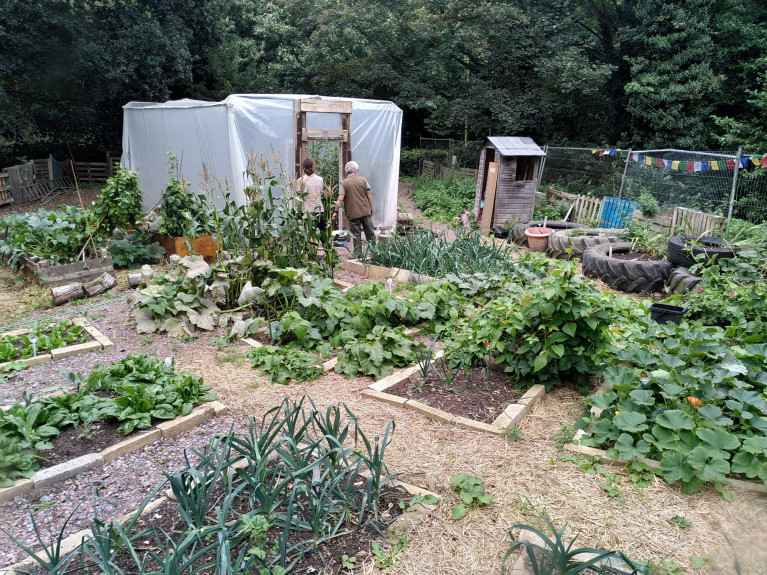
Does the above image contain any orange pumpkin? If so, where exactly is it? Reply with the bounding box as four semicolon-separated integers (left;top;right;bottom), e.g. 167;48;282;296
684;396;702;408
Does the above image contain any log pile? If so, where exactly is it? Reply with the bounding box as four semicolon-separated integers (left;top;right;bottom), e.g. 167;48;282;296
51;272;117;306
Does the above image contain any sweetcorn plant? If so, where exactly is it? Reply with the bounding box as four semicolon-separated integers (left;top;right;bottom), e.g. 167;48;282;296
446;263;612;393
578;321;767;494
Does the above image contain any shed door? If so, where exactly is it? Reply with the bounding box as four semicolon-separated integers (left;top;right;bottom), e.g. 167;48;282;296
480;162;499;235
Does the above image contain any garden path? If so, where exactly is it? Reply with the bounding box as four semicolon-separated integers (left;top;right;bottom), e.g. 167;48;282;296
0;183;764;574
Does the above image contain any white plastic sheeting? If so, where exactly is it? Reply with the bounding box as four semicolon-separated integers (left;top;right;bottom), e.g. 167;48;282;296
121;94;402;229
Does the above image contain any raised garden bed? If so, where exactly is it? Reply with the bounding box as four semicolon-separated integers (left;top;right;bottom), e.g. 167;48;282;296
0;318;113;371
341;258;435;283
362;350;546;435
3;396;433;575
20;249;114;286
563;433;767;496
387;366;526;424
0;353;222;498
0;400;228;503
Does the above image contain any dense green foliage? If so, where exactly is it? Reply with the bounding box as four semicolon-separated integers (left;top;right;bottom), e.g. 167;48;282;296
2;0;766;160
444;263;613;393
0;206;91;266
89;168;144;236
409;177;476;222
577;321;767;494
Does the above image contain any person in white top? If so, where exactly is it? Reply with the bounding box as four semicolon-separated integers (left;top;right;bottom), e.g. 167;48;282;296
296;157;324;214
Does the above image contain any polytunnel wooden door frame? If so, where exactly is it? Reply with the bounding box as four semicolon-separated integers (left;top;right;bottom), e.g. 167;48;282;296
294;99;352;186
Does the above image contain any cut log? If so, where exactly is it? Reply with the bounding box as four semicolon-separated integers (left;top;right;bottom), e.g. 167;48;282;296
128;273;143;288
82;272;117;297
52;283;84;306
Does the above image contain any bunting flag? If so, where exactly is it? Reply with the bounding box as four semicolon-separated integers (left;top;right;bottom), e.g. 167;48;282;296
598;149;767;171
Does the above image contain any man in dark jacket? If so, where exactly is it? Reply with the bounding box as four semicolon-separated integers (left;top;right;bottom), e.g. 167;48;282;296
333;160;375;257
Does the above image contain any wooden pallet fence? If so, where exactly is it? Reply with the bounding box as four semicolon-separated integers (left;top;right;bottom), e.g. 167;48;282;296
0;172;11;206
73;161;109;183
670;206;725;237
545;187;602;225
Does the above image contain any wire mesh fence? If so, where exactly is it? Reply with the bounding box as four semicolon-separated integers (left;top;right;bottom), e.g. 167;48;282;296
538;147;625;198
418;138;483;170
539;146;767;234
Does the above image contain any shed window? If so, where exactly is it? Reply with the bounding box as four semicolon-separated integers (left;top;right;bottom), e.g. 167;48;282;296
516;157;536;181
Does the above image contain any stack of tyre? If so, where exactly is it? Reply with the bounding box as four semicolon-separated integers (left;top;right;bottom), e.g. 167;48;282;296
581;235;735;294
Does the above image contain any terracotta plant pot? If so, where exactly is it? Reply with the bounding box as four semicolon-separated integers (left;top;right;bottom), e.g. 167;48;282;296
524;227;553;252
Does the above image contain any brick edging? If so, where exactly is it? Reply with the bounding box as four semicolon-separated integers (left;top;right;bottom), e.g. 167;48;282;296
0;401;228;504
0;318;114;373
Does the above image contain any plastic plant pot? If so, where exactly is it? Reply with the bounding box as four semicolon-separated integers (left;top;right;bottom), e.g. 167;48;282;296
649;303;687;324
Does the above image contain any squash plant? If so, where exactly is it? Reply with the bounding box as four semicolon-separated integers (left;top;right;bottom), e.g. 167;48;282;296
578;321;767;495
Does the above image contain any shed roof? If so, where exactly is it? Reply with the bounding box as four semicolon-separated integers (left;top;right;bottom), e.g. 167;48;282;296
485;136;546;157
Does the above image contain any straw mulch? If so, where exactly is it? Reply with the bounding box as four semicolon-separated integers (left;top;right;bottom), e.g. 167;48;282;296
177;350;767;575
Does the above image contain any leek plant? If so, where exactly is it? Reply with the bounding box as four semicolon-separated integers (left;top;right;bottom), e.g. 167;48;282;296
5;396;402;574
366;228;518;277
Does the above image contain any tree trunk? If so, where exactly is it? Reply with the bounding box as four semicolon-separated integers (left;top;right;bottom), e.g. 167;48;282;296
51;283;84;306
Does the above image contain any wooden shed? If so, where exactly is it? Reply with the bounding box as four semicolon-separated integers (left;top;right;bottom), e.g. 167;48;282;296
474;136;546;234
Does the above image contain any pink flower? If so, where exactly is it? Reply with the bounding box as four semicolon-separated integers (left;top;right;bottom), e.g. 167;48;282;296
729;291;735;296
698;288;704;293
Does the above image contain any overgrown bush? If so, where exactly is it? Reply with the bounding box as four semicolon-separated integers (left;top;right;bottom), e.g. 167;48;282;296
90;167;144;236
400;148;421;178
409;176;476;222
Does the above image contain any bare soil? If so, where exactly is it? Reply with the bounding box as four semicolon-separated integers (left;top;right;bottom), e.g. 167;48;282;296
612;251;665;262
392;367;524;423
36;418;128;469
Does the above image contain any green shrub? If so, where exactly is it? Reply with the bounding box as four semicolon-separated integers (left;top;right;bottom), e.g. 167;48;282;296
445;262;612;393
637;192;661;218
410;176;476;222
400;148;421;178
90;167;144;236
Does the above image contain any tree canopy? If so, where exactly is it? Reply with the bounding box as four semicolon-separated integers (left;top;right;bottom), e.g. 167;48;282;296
1;0;765;164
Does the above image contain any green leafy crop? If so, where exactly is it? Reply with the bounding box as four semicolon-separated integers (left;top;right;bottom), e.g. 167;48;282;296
578;321;767;494
247;345;324;384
